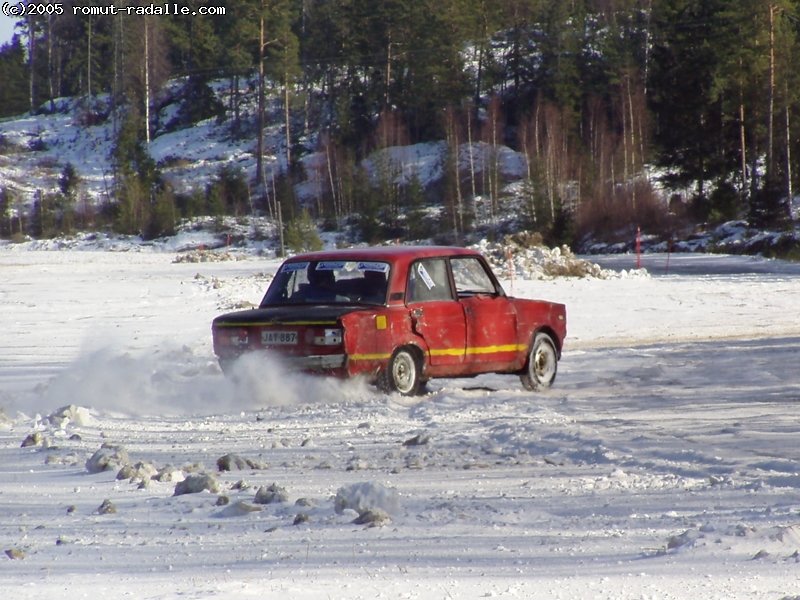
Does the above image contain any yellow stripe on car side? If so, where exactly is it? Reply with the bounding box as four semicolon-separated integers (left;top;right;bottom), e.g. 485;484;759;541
349;344;526;362
428;347;466;357
430;344;525;357
349;352;393;361
466;343;527;355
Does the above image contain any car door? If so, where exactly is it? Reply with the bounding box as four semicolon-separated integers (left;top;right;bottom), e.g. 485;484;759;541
406;258;467;368
450;256;521;372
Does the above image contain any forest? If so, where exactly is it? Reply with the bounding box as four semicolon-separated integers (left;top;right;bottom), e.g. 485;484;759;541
0;0;798;250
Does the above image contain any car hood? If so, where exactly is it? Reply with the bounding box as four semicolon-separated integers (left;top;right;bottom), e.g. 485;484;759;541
212;304;371;326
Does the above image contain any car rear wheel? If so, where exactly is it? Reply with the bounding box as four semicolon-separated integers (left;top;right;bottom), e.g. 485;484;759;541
217;358;235;375
520;332;558;391
383;347;425;395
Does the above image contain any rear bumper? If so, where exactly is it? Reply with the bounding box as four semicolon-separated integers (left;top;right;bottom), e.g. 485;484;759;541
217;351;347;375
284;353;347;371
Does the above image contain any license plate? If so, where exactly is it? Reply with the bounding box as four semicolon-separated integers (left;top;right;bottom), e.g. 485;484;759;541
261;330;298;345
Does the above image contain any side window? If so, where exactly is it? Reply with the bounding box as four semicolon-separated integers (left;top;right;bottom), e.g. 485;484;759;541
451;257;497;296
407;258;453;302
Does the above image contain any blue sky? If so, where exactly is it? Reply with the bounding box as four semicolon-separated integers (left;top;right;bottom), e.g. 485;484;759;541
1;13;16;46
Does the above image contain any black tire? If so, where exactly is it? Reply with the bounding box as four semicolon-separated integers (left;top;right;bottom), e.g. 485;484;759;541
520;332;558;391
382;347;425;395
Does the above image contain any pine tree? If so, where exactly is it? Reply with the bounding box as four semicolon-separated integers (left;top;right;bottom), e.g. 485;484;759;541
218;0;260;136
0;187;13;238
0;37;28;117
658;0;798;225
262;0;301;170
648;0;731;207
111;112;159;235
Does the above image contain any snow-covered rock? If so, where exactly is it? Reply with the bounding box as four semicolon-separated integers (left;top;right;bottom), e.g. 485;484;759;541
334;482;400;517
85;444;130;474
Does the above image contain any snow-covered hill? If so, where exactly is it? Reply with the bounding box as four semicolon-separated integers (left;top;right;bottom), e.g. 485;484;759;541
0;87;283;203
0;85;530;214
3;84;800;258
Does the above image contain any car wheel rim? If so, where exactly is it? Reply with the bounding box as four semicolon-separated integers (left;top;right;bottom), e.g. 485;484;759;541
533;342;556;383
393;352;415;394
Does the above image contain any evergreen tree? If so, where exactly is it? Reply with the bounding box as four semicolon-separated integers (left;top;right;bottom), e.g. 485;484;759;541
164;1;222;75
648;0;730;201
111;111;160;235
218;0;260;136
710;0;772;211
396;0;472;140
207;165;250;216
168;75;225;131
0;187;13;238
284;209;323;252
262;0;301;169
0;37;28;117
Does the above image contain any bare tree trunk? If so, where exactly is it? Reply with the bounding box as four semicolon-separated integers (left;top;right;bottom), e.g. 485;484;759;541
256;13;266;196
643;0;652;96
621;82;629;186
738;58;748;193
474;42;483;108
544;109;556;221
636;85;646;167
385;32;392;106
739;79;748;196
451;112;463;238
144;18;150;144
86;17;92;96
626;74;637;209
325;138;339;223
521;118;536;224
228;74;235;132
27;15;36;111
785;91;792;211
467;106;476;200
261;167;273;221
112;13;124;107
488;98;501;226
627;76;636;169
768;3;776;174
284;72;291;169
446;117;459;241
47;16;55;112
533;100;540;151
272;173;284;256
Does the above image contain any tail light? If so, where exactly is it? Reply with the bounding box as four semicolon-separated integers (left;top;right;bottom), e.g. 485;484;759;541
216;327;250;348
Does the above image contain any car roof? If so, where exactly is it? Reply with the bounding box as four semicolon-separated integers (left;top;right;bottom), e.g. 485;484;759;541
282;245;482;263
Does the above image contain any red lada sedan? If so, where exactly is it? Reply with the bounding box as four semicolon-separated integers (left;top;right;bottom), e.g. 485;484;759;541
212;246;567;395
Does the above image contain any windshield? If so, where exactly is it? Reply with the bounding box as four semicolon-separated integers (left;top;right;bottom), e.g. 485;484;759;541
261;260;390;306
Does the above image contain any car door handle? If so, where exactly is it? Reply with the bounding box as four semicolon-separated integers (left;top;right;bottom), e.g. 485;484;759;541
411;308;423;319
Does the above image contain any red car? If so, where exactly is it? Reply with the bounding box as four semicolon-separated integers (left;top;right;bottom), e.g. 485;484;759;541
212;246;567;395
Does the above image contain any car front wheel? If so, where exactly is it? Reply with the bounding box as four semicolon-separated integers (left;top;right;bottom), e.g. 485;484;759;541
520;332;558;391
382;347;424;395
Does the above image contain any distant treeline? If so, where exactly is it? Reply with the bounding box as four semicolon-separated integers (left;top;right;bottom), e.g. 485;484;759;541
0;1;798;244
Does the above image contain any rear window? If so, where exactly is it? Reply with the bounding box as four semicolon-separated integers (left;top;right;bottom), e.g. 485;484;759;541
261;260;390;306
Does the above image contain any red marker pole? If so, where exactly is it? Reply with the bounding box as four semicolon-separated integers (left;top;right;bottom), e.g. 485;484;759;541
635;226;641;269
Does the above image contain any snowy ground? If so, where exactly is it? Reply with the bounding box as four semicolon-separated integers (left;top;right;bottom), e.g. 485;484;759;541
2;246;800;599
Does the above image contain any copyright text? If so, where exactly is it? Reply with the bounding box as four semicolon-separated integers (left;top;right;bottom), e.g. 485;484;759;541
2;2;226;18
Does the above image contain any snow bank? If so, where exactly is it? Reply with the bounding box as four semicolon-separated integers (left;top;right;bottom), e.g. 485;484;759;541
472;233;648;280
